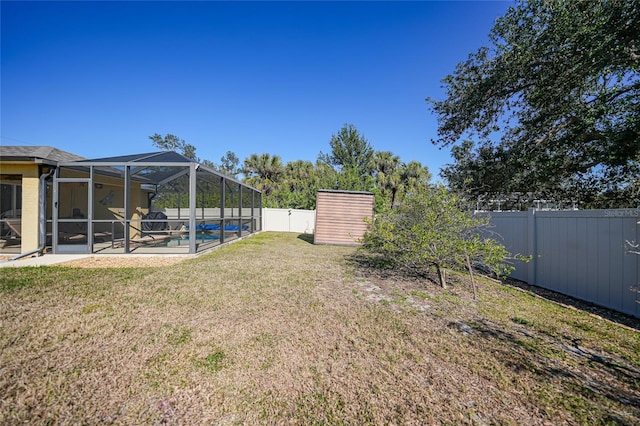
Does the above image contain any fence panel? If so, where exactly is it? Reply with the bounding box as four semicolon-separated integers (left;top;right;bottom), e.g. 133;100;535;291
484;212;529;282
262;208;315;234
488;209;640;318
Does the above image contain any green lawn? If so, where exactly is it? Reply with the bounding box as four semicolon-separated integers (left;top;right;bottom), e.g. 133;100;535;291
1;232;638;424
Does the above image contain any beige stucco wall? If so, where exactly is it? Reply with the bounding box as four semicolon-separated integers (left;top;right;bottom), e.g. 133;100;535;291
1;163;40;252
22;169;40;252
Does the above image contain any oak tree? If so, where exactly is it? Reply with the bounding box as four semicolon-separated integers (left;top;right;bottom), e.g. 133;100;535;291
429;0;640;208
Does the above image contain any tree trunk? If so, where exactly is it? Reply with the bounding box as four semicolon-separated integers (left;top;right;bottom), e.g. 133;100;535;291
466;254;477;300
436;265;447;288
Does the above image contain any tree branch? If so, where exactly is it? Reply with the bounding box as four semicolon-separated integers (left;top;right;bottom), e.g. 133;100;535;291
533;117;580;145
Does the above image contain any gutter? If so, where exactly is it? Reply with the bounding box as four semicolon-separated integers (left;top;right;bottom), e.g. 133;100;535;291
5;246;46;262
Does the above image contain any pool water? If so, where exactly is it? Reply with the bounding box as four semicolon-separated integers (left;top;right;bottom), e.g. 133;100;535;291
166;231;221;247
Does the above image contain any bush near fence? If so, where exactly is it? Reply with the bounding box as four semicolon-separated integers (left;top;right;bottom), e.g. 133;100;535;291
265;207;640;318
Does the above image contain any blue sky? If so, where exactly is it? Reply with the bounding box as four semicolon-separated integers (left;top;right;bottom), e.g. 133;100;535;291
1;1;512;179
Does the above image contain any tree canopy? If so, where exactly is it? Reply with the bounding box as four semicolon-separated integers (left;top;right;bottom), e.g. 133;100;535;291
321;123;374;177
149;133;198;160
241;153;285;199
148;125;430;210
429;0;640;208
216;151;240;178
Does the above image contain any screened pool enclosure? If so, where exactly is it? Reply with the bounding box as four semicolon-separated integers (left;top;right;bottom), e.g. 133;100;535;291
52;151;262;254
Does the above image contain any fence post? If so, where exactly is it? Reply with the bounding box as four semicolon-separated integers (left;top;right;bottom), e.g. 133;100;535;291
527;208;537;285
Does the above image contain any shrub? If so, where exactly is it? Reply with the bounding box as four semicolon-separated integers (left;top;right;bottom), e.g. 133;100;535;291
361;186;513;293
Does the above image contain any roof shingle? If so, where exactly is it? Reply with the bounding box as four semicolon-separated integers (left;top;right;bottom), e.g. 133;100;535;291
0;146;85;163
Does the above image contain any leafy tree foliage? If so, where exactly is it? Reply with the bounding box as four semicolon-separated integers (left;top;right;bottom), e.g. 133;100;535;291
361;186;512;291
321;123;374;178
400;161;432;195
147;133;198;209
370;152;432;210
278;160;316;209
149;134;240;180
147;125;432;211
242;153;284;182
429;0;640;208
241;156;338;209
240;151;432;211
241;153;285;202
372;151;402;207
333;166;375;192
149;133;198;160
313;123;381;194
217;151;241;178
280;160;337;209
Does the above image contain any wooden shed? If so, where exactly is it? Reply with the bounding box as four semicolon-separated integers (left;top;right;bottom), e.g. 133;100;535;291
314;190;374;246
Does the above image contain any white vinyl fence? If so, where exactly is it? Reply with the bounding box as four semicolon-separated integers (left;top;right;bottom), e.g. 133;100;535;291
262;208;316;234
485;209;640;318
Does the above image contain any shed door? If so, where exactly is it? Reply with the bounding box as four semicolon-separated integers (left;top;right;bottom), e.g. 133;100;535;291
53;179;91;254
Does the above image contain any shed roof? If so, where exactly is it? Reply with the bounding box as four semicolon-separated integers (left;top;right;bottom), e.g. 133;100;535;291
317;189;374;195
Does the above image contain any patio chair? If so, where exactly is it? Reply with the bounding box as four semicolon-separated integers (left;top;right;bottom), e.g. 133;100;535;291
1;209;22;240
5;219;22;238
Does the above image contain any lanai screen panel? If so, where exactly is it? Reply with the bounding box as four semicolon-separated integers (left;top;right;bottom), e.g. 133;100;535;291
314;190;374;246
55;151;262;254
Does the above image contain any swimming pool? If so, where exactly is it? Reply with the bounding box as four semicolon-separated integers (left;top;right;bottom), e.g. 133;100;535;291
165;231;221;247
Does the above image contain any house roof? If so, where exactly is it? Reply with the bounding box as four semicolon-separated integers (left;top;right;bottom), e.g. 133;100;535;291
0;146;85;164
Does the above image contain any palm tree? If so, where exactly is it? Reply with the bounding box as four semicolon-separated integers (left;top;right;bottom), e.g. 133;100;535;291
400;161;431;198
285;160;314;191
372;151;401;207
243;153;284;181
242;153;284;196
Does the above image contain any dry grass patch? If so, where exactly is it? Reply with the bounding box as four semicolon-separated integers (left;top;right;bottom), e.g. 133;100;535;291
1;232;638;425
60;255;188;268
